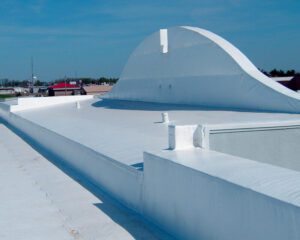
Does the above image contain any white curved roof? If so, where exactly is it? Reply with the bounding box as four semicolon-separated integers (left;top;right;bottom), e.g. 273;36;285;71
106;26;300;113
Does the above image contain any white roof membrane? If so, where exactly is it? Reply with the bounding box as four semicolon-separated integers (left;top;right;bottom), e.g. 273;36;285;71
14;98;300;167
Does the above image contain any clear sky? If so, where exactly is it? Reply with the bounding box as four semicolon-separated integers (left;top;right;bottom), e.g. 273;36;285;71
1;0;300;81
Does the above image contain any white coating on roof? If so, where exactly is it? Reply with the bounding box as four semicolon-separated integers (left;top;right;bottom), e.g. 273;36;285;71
14;98;300;166
0;123;170;240
2;96;300;239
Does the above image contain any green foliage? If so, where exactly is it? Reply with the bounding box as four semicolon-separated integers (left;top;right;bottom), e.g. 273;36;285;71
0;94;15;99
261;69;298;77
34;80;42;86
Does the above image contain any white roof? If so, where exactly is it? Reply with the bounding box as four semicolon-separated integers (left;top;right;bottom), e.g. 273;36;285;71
2;24;300;239
15;98;300;167
0;123;170;240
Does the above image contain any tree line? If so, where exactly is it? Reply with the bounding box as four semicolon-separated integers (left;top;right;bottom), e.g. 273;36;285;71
0;77;119;87
260;69;299;77
1;69;299;87
53;77;118;85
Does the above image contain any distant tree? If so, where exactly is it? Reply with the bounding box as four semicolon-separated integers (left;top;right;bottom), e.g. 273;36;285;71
98;77;118;85
34;80;42;86
1;76;119;88
268;68;297;77
279;70;285;76
20;80;29;87
286;69;296;76
270;68;279;76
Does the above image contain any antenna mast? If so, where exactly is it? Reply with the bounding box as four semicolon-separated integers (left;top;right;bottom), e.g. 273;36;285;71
31;56;34;84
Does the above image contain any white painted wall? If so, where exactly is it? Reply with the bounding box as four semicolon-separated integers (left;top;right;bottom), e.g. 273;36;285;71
11;95;94;112
143;151;300;240
168;125;197;150
210;127;300;171
168;124;210;150
106;26;300;113
0;102;10;113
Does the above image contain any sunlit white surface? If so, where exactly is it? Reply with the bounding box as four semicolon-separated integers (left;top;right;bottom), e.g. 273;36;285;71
0;123;170;240
15;98;300;166
107;26;300;113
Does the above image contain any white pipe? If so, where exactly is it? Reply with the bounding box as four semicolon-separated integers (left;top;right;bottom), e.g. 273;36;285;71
162;112;169;123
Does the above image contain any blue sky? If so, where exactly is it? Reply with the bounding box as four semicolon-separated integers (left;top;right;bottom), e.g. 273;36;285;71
1;0;300;81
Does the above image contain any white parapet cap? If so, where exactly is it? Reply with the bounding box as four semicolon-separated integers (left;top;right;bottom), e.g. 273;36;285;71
167;120;300;151
9;95;93;112
160;29;168;53
207;120;300;133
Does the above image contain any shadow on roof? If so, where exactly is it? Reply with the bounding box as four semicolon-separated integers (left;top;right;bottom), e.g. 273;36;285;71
91;98;277;114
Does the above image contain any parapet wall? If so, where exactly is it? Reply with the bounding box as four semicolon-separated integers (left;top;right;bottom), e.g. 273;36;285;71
168;122;300;171
10;95;94;112
210;124;300;171
0;103;143;212
1;97;300;239
143;151;300;240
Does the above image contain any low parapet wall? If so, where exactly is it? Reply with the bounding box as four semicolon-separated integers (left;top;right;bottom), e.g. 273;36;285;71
168;122;300;171
209;122;300;171
0;106;143;212
143;150;300;240
10;95;94;112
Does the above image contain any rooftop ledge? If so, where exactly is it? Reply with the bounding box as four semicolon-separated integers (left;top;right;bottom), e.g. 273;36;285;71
145;148;300;208
1;96;300;239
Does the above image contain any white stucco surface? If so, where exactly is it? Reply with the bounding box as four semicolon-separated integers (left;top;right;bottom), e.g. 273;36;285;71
0;123;170;240
13;98;300;166
107;26;300;113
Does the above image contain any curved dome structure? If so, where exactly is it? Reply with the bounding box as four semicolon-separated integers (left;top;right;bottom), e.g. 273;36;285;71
106;26;300;113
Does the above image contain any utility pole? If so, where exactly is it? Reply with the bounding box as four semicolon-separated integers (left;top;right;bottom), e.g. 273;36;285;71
31;56;34;89
64;75;67;96
29;56;35;94
31;57;34;83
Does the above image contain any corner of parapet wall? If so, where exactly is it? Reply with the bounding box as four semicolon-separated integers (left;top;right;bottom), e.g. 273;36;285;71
0;102;11;121
142;146;300;239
